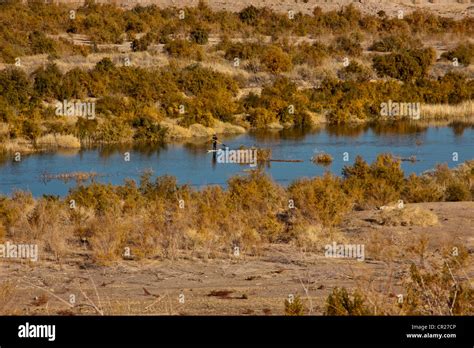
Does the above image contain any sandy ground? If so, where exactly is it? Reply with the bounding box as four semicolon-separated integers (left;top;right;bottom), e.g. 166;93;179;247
55;0;474;19
0;201;472;315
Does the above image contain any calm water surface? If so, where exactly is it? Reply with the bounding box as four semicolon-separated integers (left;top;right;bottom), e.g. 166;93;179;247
0;122;473;196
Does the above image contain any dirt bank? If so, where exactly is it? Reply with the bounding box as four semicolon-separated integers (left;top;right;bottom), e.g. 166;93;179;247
0;201;472;315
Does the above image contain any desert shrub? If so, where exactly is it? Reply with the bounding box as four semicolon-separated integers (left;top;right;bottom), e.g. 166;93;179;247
260;46;292;73
95;119;134;143
342;154;404;208
337;61;373;82
284;296;305;316
402;261;474;315
190;27;209;45
333;35;363;57
369;34;421;52
223;42;262;61
22;118;42;142
67;183;122;215
25;199;72;259
324;287;371;315
238;5;261;26
58;68;90;100
131;33;153;52
94;57;116;74
33;63;62;98
187;185;233;253
177;64;239;97
0;68;31;108
186;92;237;125
227;170;286;241
402;174;443;203
445;181;471;202
370;153;405;190
0;195;25;233
29;31;57;56
89;214;130;264
441;43;474;66
373;48;435;82
179;103;215;127
244;77;312;127
164;39;203;60
288;173;352;227
132;116;167;143
291;42;328;67
436;72;473;104
246;107;277;128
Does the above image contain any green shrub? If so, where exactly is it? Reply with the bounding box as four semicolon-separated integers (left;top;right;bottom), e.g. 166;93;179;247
223;42;262;61
324;287;371;315
441;43;474;66
0;68;31;108
333;36;362;57
369;34;421;52
190;27;209;45
373;48;435;82
284;296;305;316
132;116;167;143
29;31;57;56
33;63;62;98
238;5;261;26
131;33;153;52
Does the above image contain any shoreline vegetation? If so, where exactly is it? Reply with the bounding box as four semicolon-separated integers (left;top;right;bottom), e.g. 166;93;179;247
0;2;472;153
0;154;472;263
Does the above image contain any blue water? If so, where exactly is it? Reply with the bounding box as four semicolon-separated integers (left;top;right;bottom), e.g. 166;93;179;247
0;122;473;196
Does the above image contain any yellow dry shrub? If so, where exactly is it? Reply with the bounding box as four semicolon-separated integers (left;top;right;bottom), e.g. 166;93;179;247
36;134;81;148
89;214;130;264
379;206;439;227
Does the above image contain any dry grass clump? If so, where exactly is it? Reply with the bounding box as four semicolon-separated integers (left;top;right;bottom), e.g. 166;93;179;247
0;138;35;153
41;171;100;184
379;206;439;227
294;224;347;252
0;221;6;243
421;101;474;120
12;198;73;260
0;281;17;314
36;134;81;149
312;152;333;166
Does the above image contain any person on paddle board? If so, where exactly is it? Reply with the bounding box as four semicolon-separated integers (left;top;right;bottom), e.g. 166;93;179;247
212;134;218;151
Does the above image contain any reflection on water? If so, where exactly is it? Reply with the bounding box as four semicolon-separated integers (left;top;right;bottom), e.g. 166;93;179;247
449;121;474;137
0;121;473;196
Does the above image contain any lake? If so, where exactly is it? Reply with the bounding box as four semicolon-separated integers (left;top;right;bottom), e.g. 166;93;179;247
1;121;473;196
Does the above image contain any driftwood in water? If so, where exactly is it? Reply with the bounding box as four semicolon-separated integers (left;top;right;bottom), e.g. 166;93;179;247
396;155;419;162
269;159;304;163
